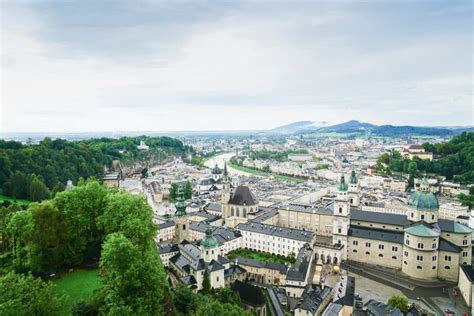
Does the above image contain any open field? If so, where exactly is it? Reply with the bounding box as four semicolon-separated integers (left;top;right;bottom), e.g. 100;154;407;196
53;269;101;313
0;190;31;206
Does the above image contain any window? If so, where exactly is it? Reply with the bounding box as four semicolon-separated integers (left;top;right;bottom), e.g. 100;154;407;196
405;239;410;245
392;246;398;252
417;266;422;270
445;266;451;270
417;255;423;261
216;276;219;282
353;240;358;246
365;242;371;248
417;243;424;249
365;251;370;255
432;243;436;249
432;256;437;261
378;254;383;257
463;239;468;245
411;212;414;218
392;256;397;259
353;249;358;253
338;228;342;234
421;214;425;220
431;214;435;220
445;255;452;261
339;207;342;214
404;251;408;257
463;252;468;257
404;261;407;265
378;244;384;250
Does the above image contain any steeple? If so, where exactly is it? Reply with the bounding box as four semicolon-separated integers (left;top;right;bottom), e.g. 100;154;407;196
337;175;349;192
349;170;358;185
174;185;187;217
223;161;229;180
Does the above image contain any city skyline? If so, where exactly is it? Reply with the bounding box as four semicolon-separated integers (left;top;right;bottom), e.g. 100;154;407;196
1;1;473;133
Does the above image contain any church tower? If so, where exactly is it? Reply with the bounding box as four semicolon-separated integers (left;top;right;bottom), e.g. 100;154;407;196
174;185;189;243
333;174;351;260
221;162;231;220
348;170;360;207
200;224;219;262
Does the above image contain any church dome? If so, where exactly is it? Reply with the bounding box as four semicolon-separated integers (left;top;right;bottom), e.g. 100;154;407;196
337;175;348;191
349;171;358;184
200;224;218;249
212;164;222;175
408;191;439;211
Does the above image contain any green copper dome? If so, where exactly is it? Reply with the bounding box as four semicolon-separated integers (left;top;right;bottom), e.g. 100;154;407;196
200;224;218;249
338;175;348;191
212;164;222;175
174;185;187;217
349;171;358;184
408;191;439;211
405;223;440;237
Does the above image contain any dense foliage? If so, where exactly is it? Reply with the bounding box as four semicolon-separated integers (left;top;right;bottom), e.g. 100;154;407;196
249;149;308;162
168;181;193;202
387;294;409;313
376;132;474;184
0;136;190;201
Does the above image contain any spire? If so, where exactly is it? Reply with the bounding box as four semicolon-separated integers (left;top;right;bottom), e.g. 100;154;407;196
223;161;229;180
349;170;358;184
200;223;218;249
174;185;187;217
337;175;348;192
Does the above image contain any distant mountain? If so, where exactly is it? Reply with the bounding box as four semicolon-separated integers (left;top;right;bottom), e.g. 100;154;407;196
317;120;376;133
270;120;469;137
270;120;330;134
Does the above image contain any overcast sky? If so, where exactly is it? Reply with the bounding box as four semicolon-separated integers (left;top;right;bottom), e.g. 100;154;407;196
1;1;472;133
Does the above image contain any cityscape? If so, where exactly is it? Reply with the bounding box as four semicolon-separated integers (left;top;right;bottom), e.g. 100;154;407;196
1;1;473;316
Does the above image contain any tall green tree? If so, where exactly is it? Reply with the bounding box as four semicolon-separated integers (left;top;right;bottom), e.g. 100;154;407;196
6;210;33;272
201;269;211;295
184;181;193;199
99;233;169;315
28;176;50;202
29;202;68;273
0;273;65;315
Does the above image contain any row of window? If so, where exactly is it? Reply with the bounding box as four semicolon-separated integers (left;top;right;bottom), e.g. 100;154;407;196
352;240;398;252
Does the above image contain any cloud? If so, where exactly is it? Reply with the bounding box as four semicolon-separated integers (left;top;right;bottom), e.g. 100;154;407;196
1;1;472;132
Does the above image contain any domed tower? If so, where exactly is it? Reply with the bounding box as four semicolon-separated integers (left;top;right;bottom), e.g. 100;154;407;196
211;164;222;182
333;174;351;260
200;224;218;262
174;185;189;243
407;179;439;224
402;222;440;279
348;170;360;207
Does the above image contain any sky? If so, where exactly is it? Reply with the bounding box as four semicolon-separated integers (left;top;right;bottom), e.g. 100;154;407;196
1;0;473;133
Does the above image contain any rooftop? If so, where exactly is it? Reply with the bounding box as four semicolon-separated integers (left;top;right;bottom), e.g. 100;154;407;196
236;221;314;242
228;186;258;205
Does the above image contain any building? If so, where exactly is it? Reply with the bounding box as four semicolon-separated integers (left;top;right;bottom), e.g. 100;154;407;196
222;174;259;227
458;265;474;308
232;281;266;316
401;145;433;161
137;140;149;150
294;284;333;316
236;222;314;257
103;172;122;187
322;275;355;316
439;202;470;220
156;220;175;243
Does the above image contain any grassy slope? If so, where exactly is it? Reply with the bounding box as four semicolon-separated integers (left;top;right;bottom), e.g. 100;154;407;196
53;269;101;313
0;189;31;205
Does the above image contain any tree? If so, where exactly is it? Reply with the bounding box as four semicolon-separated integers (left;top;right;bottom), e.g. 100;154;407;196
98;191;156;252
215;287;241;305
169;183;178;202
99;233;169;315
28;202;68;273
387;294;409;313
173;286;198;315
184;181;193;199
7;210;33;272
201;269;211;295
0;272;65;315
0;203;21;252
51;182;65;198
28;176;50;202
54;180;109;265
193;296;253;316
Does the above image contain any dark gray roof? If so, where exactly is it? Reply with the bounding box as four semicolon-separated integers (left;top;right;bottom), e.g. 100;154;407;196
180;275;196;285
158;244;179;254
253;208;279;223
236;257;287;274
158;220;175;229
350;209;409;226
192;211;220;222
439;238;462;253
437;218;473;234
229;186;257;205
190;258;225;272
178;243;201;261
280;202;333;215
236;222;314;242
366;300;403;316
170;253;192;272
224;266;246;277
287;245;313;282
348;226;404;244
296;284;333;313
205;202;222;212
461;265;474;283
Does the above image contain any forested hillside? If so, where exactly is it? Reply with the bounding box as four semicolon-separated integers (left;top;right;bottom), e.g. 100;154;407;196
0;136;191;201
376;132;474;184
0;180;252;315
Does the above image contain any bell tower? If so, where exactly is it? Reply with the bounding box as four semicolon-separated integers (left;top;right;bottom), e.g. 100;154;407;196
348;170;360;207
174;185;189;243
221;162;231;220
333;174;351;260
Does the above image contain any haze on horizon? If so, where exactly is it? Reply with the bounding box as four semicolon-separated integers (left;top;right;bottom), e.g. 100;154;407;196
1;1;473;133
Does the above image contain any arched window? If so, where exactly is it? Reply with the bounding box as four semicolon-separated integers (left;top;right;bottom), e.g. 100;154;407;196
353;249;358;253
378;254;383;257
392;256;397;260
231;207;234;216
444;266;450;270
416;266;422;270
243;208;247;218
236;208;240;217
